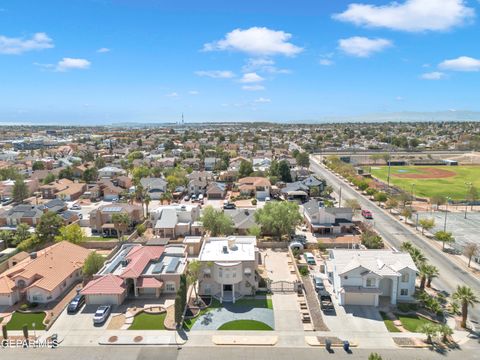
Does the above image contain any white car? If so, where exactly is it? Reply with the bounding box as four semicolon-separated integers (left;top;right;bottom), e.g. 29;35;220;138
93;305;112;325
70;204;81;210
198;194;204;201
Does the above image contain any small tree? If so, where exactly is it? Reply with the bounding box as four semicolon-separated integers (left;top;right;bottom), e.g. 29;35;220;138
247;225;262;237
401;207;413;223
14;223;31;245
463;243;479;268
254;201;302;241
368;353;383;360
35;212;64;245
55;224;85;244
22;324;29;339
278;160;292;182
83;252;105;278
13;178;29;203
419;218;435;235
430;195;446;211
345;198;361;213
373;191;388;204
384;197;398;213
434;231;454;250
238;160;254;178
2;324;7;340
200;206;234;236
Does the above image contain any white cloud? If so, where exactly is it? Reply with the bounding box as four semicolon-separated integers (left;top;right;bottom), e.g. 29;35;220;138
242;85;265;91
333;0;474;32
188;90;199;95
338;37;392;57
254;97;271;103
242;58;290;74
203;27;303;57
395;96;404;101
439;56;480;72
239;72;264;83
0;32;53;55
319;58;334;66
420;71;446;80
166;92;179;98
56;58;91;72
97;47;110;53
195;70;236;78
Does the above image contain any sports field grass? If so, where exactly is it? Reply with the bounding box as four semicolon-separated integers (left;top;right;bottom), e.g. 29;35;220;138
370;165;480;200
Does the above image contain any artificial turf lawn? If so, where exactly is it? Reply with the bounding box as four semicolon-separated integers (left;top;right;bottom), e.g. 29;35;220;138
218;319;273;331
128;312;166;330
6;311;46;330
380;311;401;332
370;165;480;200
396;314;437;332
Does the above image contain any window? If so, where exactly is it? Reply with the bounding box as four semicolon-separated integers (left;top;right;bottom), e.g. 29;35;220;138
400;289;409;296
401;273;409;283
366;278;376;287
165;283;176;292
17;280;26;289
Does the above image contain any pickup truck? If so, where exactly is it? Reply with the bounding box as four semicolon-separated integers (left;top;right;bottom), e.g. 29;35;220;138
320;295;334;313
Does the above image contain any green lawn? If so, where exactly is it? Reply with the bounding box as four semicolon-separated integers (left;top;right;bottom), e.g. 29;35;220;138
234;297;273;309
218;320;273;331
128;312;166;330
6;311;46;330
370;165;480;200
183;296;273;330
380;312;401;332
396;314;437;332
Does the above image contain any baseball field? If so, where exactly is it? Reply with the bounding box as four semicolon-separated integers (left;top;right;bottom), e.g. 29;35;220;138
369;165;480;200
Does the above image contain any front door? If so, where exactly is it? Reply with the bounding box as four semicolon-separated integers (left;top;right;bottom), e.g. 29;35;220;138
223;284;232;291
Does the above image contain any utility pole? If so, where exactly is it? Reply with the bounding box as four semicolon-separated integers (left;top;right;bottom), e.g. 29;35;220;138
443;197;451;232
338;187;342;208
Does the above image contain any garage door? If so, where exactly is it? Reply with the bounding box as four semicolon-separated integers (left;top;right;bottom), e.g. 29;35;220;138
344;293;376;306
86;294;122;305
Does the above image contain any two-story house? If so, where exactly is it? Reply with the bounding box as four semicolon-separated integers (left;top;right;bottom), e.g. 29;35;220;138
327;249;418;306
303;200;354;235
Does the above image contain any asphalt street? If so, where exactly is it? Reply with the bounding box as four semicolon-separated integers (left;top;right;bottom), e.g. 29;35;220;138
1;345;479;360
308;157;480;324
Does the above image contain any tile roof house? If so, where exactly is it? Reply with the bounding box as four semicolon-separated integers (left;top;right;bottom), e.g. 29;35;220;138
303;200;354;235
150;204;202;239
237;177;271;200
206;182;226;200
0;241;90;305
81;244;187;305
89;203;143;237
327;249;418;306
40;178;86;201
224;208;257;235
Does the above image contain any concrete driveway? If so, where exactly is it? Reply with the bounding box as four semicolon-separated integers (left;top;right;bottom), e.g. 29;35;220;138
324;303;388;334
50;304;118;333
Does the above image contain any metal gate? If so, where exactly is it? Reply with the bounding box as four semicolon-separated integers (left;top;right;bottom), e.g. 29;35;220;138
269;280;296;293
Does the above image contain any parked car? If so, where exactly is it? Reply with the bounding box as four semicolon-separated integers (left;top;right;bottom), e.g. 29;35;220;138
190;194;197;202
265;196;271;202
292;234;307;244
1;197;13;206
223;203;236;210
70;204;82;210
301;225;308;232
312;275;325;292
183;195;190;201
304;252;316;265
361;209;373;219
198;194;204;201
67;294;85;314
93;305;112;324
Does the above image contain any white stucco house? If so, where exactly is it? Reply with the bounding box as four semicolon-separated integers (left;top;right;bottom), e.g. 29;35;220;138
198;236;259;303
326;249;418;307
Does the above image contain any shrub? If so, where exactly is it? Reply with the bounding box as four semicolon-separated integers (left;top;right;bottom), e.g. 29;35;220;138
299;266;309;276
251;199;257;205
19;304;29;311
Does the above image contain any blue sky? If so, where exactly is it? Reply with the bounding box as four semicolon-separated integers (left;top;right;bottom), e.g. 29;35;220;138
0;0;479;124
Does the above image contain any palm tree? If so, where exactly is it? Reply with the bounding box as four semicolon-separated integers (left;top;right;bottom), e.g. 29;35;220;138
438;324;453;343
144;193;151;217
418;323;438;344
426;265;439;288
400;241;414;253
111;212;131;242
410;247;427;267
418;264;429;290
453;285;479;328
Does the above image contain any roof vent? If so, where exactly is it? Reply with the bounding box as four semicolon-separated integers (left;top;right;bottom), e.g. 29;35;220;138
222;246;228;254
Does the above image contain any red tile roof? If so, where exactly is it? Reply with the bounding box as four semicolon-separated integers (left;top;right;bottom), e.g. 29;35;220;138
81;274;126;295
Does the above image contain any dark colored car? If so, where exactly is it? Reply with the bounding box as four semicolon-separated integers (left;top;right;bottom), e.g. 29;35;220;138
223;203;236;210
67;294;85;314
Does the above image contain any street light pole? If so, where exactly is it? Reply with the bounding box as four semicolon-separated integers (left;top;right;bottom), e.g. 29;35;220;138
443;197;451;232
465;182;472;219
338;186;342;208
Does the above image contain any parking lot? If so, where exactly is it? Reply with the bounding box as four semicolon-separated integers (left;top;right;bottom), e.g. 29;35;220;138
418;210;480;248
